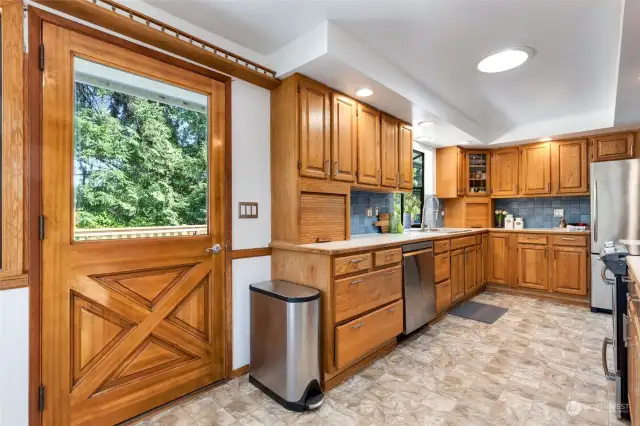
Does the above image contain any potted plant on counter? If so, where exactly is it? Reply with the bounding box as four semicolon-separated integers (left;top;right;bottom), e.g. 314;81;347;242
494;209;508;228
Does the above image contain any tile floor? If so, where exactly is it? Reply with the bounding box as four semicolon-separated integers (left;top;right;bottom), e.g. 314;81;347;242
133;292;629;426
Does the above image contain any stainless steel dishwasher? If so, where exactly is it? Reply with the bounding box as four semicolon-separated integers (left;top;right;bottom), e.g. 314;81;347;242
402;241;436;334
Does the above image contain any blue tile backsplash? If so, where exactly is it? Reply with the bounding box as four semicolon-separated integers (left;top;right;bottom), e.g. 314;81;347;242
350;190;395;235
495;196;590;228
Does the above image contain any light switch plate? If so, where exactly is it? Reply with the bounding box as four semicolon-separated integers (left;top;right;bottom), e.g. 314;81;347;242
553;208;564;218
238;202;259;219
367;208;373;217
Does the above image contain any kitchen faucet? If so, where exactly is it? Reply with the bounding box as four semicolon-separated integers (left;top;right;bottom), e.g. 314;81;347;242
421;195;440;231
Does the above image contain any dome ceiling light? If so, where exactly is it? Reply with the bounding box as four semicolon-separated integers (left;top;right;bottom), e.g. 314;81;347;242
477;47;535;73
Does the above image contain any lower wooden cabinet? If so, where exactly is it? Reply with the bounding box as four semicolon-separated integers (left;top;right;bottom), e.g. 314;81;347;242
450;249;466;302
517;244;548;290
551;246;587;295
335;300;403;369
434;252;450;283
435;280;452;313
465;246;477;293
488;234;510;285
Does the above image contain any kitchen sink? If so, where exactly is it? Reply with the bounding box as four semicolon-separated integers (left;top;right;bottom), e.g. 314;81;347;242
416;228;474;234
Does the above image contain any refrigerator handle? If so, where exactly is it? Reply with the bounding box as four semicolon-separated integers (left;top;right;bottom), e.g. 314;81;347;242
593;180;598;243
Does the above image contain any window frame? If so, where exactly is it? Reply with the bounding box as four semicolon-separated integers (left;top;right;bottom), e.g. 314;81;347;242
400;149;425;228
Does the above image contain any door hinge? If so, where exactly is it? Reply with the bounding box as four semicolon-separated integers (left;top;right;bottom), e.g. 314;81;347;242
38;385;45;412
39;44;45;71
39;215;45;240
297;160;302;169
297;82;301;93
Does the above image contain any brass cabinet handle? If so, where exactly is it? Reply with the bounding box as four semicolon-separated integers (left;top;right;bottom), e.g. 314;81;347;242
377;169;381;182
552;249;556;259
352;321;365;330
385;270;396;276
324;160;330;176
349;279;364;286
544;248;548;258
561;238;575;241
334;161;339;176
557;182;560;192
396;172;400;186
350;258;364;264
547;183;551;192
387;307;398;313
384;252;396;258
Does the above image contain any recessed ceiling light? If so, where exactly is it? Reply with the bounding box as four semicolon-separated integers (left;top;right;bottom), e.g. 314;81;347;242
539;137;553;142
459;141;471;145
419;121;435;127
355;88;373;97
477;47;534;73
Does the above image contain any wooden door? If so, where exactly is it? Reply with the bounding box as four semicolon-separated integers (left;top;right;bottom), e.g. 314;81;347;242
331;93;357;182
435;280;452;313
464;247;477;293
488;234;509;285
517;244;548;290
299;77;330;179
481;235;488;285
450;249;466;302
41;24;226;426
552;139;588;194
491;148;519;196
357;104;380;185
551;247;587;295
398;123;413;189
380;114;399;188
590;132;635;162
521;143;551;195
475;245;483;287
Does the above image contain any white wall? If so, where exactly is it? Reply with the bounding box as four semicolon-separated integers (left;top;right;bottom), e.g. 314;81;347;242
230;79;272;369
0;287;29;426
413;141;435;194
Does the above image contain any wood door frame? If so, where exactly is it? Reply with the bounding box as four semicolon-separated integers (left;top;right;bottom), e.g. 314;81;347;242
27;8;233;426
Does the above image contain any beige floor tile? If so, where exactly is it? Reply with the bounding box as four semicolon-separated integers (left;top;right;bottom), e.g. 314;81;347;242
146;407;198;426
468;371;509;401
489;390;533;426
194;408;237;426
183;396;223;422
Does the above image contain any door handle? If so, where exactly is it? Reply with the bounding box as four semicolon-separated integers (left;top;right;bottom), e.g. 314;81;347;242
601;265;615;285
351;321;365;330
593;180;598;242
324;160;330;176
206;244;222;255
333;161;338;176
602;337;616;380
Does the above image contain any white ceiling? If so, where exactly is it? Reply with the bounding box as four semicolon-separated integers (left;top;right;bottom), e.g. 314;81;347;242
141;0;633;147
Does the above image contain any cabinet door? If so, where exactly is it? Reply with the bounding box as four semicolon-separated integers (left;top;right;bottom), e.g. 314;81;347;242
488;234;509;284
476;245;483;287
457;148;465;196
380;114;399;188
521;143;551;195
465;151;490;196
481;235;488;285
450;249;466;302
590;132;635;162
551;246;587;295
491;148;519;196
552;139;588;194
299;78;330;179
331;94;357;182
465;247;477;293
517;244;548;290
435;280;452;313
357;104;381;185
398;123;413;189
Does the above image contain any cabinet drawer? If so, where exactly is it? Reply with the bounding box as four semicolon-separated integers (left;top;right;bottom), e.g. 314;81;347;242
334;253;372;276
334;266;402;323
335;300;403;369
451;236;476;250
434;240;450;254
374;248;402;267
435;280;452;313
517;234;548;245
551;235;587;247
434;252;450;283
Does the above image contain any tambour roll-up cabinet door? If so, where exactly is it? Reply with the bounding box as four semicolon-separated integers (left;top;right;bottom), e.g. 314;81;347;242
299;192;346;243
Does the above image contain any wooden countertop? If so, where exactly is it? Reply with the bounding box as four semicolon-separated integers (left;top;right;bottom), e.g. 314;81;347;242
271;228;590;255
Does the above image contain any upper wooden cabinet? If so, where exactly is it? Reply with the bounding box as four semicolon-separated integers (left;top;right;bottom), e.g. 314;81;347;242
299;78;331;179
380;114;399;188
520;143;551;195
491;148;519;196
590;132;635;162
552;139;588;195
465;151;490;196
436;146;464;198
398;123;413;189
331;94;358;182
357;103;381;186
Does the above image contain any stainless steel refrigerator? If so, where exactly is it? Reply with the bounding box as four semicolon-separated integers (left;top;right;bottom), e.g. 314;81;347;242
590;158;640;311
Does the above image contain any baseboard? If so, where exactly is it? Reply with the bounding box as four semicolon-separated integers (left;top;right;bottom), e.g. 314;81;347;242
486;283;590;307
230;364;250;378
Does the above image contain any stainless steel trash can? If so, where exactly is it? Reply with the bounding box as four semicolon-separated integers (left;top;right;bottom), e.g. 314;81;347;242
249;280;324;412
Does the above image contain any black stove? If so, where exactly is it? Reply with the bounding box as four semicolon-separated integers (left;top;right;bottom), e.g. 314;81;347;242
599;242;630;420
